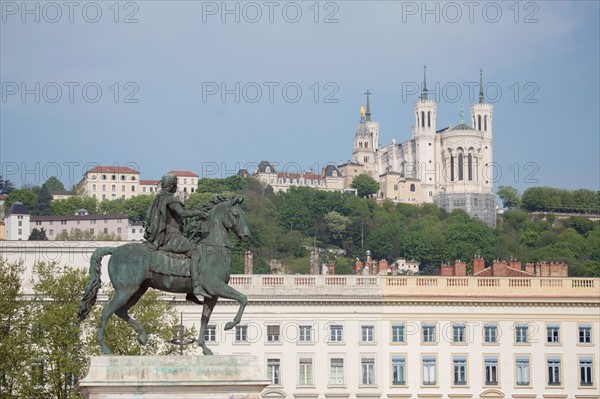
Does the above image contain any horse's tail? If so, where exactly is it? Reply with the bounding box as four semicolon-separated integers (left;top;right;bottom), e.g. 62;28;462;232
77;247;114;322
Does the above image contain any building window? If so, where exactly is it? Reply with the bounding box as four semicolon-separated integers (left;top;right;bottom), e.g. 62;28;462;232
468;154;473;181
267;325;280;342
329;325;343;342
450;156;455;181
392;355;406;385
131;228;136;234
121;185;125;192
49;229;53;236
267;359;280;385
458;153;464;181
422;355;436;385
453;355;467;385
579;356;593;386
111;175;116;180
361;357;375;385
298;358;313;385
453;323;466;343
298;325;312;342
90;228;94;235
391;323;405;343
410;183;415;192
112;184;116;192
102;174;106;180
515;323;529;343
516;356;530;386
547;357;561;386
204;325;216;342
103;228;108;234
18;229;22;235
235;325;247;342
329;358;344;385
484;355;499;385
91;219;96;224
484;323;497;343
361;325;374;342
579;324;592;343
120;175;125;180
547;324;560;343
422;323;436;343
117;228;122;234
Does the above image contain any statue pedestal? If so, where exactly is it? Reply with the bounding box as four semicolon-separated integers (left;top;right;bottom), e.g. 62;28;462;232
77;355;270;399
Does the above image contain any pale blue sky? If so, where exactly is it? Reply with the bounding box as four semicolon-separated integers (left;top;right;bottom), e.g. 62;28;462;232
1;1;599;193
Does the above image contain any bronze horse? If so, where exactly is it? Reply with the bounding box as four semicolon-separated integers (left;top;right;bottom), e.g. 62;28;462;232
77;196;251;355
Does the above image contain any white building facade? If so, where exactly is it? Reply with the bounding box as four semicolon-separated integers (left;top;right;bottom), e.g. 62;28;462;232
347;70;496;226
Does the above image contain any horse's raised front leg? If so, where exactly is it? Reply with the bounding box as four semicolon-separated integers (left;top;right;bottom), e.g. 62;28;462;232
197;296;218;355
115;285;149;346
206;281;247;331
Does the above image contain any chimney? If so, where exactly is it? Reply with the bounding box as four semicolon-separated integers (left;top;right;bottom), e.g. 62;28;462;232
309;248;319;275
354;259;362;274
244;250;253;274
509;260;522;272
492;260;508;277
328;261;335;275
440;263;454;276
454;260;467;276
473;256;485;275
525;263;535;276
379;259;389;275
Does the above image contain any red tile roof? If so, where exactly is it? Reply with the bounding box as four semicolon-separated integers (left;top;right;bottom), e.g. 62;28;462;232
86;166;140;174
140;179;160;185
474;266;532;277
167;170;198;177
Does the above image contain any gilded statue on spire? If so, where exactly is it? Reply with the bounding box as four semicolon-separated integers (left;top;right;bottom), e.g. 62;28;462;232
360;105;365;117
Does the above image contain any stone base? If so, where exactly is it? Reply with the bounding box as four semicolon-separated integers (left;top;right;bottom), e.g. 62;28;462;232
76;355;270;399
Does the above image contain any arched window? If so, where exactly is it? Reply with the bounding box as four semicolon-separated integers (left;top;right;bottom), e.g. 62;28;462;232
477;115;482;131
458;153;464;181
484;115;488;132
421;111;425;128
410;183;416;192
468;154;473;181
427;111;431;128
450;156;455;182
359;142;363;148
365;142;368;148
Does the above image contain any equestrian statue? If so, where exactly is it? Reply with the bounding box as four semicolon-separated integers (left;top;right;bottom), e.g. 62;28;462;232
77;174;251;355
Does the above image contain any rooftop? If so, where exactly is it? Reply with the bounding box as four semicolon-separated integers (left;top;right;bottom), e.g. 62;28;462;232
86;166;140;175
166;170;199;177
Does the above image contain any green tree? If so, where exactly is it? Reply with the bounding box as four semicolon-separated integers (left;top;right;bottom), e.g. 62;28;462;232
0;175;15;194
35;185;53;216
497;186;521;209
4;188;37;214
43;177;65;192
351;174;379;198
51;197;97;216
27;262;88;399
28;228;48;241
0;260;33;399
324;211;351;243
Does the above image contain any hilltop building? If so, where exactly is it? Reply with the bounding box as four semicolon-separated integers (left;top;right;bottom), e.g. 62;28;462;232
252;160;345;193
344;68;496;226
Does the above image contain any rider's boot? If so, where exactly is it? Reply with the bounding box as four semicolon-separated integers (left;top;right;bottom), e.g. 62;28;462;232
191;250;212;298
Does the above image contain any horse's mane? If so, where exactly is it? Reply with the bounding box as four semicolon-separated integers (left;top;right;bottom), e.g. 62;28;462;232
187;194;232;243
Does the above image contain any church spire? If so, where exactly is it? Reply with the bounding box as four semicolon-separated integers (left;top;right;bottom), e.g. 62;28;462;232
365;89;372;121
479;68;484;104
422;65;428;100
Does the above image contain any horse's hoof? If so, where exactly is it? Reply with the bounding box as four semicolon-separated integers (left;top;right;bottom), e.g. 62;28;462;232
138;332;148;345
224;321;236;330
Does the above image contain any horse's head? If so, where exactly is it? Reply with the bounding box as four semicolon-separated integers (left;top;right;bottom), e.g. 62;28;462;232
211;196;251;242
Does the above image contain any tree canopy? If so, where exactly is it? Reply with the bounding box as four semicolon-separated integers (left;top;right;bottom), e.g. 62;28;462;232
351;174;380;198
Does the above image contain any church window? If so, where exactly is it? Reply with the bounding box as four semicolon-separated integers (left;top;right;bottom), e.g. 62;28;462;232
364;156;369;163
410;184;415;192
450;156;455;182
484;115;488;131
365;142;368;148
468;154;473;181
458;153;464;181
359;142;363;148
478;115;482;131
427;111;431;128
421;111;425;128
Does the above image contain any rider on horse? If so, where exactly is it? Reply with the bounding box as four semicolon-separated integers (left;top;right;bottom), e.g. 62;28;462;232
144;174;211;298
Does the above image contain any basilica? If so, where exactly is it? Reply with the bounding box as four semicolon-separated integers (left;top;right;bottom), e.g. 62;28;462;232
345;68;496;226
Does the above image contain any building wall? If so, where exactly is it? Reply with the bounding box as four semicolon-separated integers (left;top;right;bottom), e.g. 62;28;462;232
31;217;128;239
80;171;141;201
5;213;29;240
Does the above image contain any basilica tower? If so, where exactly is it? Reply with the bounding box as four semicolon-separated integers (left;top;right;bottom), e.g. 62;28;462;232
470;69;493;192
412;66;437;197
353;90;379;177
